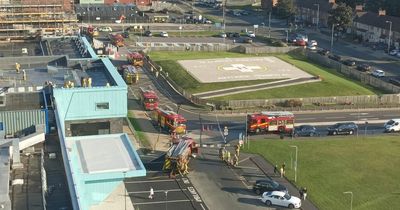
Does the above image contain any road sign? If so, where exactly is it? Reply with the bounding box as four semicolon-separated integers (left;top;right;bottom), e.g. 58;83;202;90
253;24;259;29
223;126;228;136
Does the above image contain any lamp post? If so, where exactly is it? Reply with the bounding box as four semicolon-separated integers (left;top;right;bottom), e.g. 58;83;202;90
268;11;271;38
314;4;319;30
330;23;339;52
289;145;298;182
285;29;289;43
343;191;353;210
386;20;392;53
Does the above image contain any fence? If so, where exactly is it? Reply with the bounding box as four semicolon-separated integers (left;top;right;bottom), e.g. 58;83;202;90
40;149;47;210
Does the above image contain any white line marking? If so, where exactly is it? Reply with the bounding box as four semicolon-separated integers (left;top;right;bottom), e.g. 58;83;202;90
238;157;250;164
325;116;346;119
129;189;187;194
297;118;316;120
135;199;191;205
125;179;178;184
349;113;369;116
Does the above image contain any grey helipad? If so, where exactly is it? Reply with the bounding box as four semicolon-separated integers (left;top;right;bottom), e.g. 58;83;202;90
178;57;312;83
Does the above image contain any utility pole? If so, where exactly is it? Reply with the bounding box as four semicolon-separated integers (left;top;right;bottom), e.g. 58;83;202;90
222;0;226;32
268;11;271;38
314;4;319;30
386;21;392;53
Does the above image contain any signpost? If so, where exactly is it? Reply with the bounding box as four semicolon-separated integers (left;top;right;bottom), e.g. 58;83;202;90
223;126;228;143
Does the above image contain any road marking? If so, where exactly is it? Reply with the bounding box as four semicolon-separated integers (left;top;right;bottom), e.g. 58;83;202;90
238;157;250;164
297;118;316;120
349;113;369;116
129;189;187;194
296;120;388;126
325;116;346;119
134;199;192;205
125;179;178;184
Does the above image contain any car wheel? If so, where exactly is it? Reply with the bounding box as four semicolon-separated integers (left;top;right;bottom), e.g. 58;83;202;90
309;132;314;137
294;133;299;138
349;130;354;135
332;131;337;135
265;200;272;206
255;189;261;195
288;204;294;209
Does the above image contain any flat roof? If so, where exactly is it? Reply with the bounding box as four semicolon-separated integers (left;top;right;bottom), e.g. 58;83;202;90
47;37;90;59
77;135;137;174
0;147;11;209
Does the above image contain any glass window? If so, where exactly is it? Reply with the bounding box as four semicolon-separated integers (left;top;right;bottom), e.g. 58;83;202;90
270;121;277;126
96;102;109;110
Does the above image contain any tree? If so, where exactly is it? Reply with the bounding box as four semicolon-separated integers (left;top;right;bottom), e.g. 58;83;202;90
336;0;364;9
275;0;295;23
328;3;353;32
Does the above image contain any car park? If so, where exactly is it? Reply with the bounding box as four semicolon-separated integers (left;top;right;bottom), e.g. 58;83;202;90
246;31;256;38
384;119;400;132
160;31;168;37
260;191;301;209
328;54;342;61
372;69;385;77
294;125;319;137
342;59;356;66
327;122;358;135
253;179;288;195
144;30;152;37
356;64;372;72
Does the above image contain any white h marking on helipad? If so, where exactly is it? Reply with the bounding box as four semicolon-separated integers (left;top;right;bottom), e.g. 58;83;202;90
222;64;262;72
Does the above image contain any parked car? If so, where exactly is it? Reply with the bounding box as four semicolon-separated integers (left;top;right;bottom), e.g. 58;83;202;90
260;191;302;209
308;40;317;46
327;122;358;135
253;179;288;195
389;49;398;56
246;31;256;38
243;37;253;43
389;78;400;86
294;125;319;137
160;31;168;37
356;64;372;72
342;59;356;66
233;32;240;37
328;54;342;61
296;39;306;46
317;48;330;56
372;69;385;77
306;44;317;50
384;119;400;132
219;32;227;38
144;30;152;37
98;26;112;32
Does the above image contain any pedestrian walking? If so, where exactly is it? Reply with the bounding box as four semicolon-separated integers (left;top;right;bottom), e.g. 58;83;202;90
273;164;278;175
226;151;231;165
302;187;307;200
235;143;240;157
148;187;154;199
233;154;239;167
219;147;224;160
299;188;304;200
280;166;284;177
282;162;286;171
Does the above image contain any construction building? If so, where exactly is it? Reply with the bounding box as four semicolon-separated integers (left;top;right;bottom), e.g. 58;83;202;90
0;0;78;40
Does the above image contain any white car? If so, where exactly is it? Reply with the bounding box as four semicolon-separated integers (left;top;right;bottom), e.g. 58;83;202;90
260;191;301;209
247;31;256;38
308;40;318;46
384;119;400;132
307;44;317;50
160;31;168;37
219;32;227;38
372;69;385;77
98;27;112;32
389;49;398;56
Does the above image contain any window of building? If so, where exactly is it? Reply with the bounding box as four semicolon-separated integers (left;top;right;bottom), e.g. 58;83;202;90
0;94;5;106
96;102;109;110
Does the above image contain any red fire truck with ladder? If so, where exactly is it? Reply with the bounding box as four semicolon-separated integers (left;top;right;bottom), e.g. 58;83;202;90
152;106;187;135
163;136;199;177
139;87;158;110
127;52;144;67
247;111;295;134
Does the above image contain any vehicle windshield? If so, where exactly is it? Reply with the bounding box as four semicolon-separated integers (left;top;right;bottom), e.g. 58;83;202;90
271;181;279;188
284;193;291;200
387;120;395;125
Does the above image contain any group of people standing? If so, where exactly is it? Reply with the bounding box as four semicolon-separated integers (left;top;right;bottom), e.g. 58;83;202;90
273;162;286;178
219;143;241;167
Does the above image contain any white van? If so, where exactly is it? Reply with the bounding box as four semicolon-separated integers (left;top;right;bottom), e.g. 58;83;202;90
384;119;400;132
372;69;385;77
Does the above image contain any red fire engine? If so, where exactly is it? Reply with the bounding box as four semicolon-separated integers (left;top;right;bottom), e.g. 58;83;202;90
127;52;144;67
247;111;295;134
152;107;187;135
139;87;159;110
163;136;199;176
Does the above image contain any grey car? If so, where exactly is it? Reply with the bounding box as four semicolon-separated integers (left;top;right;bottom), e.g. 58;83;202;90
294;125;319;137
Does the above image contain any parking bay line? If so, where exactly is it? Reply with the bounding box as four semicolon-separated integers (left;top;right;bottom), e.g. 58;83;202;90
129;189;187;194
125;179;179;184
134;199;192;205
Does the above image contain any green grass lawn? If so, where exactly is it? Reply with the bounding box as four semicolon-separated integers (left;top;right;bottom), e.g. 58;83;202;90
243;136;400;210
213;54;382;100
149;51;278;94
128;115;150;148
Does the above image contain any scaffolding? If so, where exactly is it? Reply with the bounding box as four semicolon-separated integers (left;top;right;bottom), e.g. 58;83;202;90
0;0;78;40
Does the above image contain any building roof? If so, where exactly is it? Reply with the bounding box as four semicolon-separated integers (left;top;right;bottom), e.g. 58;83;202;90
0;147;11;210
296;0;335;13
354;12;400;33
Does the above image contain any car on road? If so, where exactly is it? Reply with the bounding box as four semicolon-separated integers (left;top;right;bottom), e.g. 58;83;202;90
356;64;372;72
253;179;288;195
342;59;356;66
260;191;301;209
389;49;398;56
144;30;152;37
389;78;400;86
306;44;317;50
327;122;358;135
317;48;330;56
384;119;400;132
246;31;256;38
160;31;168;37
308;40;317;46
294;125;319;137
243;37;253;43
98;26;112;32
328;54;342;61
372;69;385;77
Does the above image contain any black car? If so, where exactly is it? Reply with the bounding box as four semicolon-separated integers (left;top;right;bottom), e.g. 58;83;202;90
253;179;288;195
294;125;319;137
144;30;152;37
233;32;240;37
328;54;342;61
317;48;330;56
342;59;356;66
356;64;371;72
327;122;358;135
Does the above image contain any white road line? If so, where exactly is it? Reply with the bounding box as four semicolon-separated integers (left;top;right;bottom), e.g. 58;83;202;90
349;113;369;116
129;189;187;194
297;118;316;120
135;199;191;205
325;116;346;119
296;120;388;126
238;157;250;164
125;179;178;184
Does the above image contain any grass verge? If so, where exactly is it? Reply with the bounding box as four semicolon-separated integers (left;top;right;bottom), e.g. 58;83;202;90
128;114;150;148
243;135;400;210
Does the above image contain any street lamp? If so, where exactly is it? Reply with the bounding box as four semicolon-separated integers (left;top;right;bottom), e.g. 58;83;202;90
330;23;339;52
285;29;289;43
165;190;168;210
314;4;320;30
386;20;392;53
343;191;353;210
289;145;298;182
